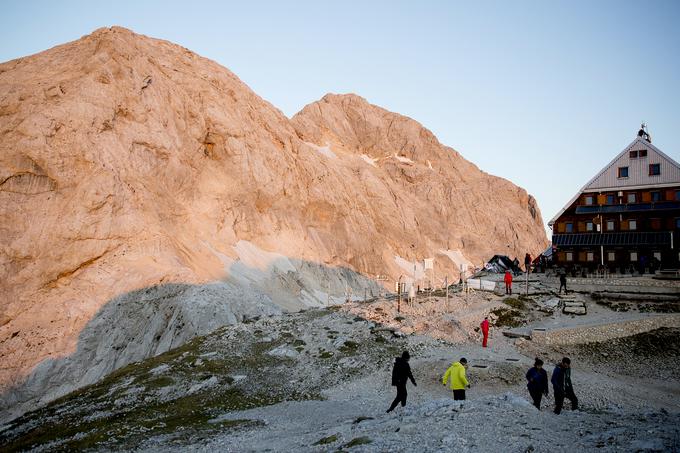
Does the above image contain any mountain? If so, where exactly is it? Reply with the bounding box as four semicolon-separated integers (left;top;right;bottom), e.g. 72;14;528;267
0;27;547;417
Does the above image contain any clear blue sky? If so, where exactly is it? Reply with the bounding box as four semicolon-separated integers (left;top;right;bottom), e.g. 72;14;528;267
2;1;679;236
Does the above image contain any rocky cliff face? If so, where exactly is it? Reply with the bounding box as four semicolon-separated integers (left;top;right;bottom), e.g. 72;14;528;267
0;27;547;413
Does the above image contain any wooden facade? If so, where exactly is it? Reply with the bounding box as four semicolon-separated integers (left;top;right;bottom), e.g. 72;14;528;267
549;128;680;272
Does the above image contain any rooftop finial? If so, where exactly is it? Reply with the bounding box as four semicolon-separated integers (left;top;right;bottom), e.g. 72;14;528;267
637;122;651;143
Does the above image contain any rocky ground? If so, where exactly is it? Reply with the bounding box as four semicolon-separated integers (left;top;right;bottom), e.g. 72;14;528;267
1;287;679;452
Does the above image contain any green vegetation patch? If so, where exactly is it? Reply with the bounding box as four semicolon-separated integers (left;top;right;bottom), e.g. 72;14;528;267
318;350;334;359
345;436;372;447
490;307;524;328
503;297;526;310
146;376;174;389
339;341;359;354
313;434;339;445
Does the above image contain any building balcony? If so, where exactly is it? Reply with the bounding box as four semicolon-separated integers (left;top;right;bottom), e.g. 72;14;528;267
552;231;673;247
575;201;680;214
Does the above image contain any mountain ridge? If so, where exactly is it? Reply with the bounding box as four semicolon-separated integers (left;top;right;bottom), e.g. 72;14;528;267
0;26;547;415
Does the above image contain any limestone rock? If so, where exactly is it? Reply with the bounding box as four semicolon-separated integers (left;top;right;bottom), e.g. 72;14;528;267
0;26;547;411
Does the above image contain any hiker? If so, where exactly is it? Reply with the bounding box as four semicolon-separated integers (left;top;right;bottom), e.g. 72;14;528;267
480;316;490;348
524;253;532;273
504;270;513;295
442;358;469;400
386;350;417;412
526;358;549;410
551;357;578;414
558;270;567;294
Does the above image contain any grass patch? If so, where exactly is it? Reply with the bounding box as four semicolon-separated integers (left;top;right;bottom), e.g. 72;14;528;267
503;297;526;310
313;434;339;445
146;376;174;389
339;341;359;354
345;436;372;447
490;308;523;328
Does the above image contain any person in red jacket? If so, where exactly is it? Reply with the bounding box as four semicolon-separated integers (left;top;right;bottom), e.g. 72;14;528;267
504;270;513;295
480;316;490;348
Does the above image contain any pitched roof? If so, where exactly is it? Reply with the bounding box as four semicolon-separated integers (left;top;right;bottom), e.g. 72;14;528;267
548;135;680;227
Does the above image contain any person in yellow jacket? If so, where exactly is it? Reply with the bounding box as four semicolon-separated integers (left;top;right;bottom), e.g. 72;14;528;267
442;357;470;400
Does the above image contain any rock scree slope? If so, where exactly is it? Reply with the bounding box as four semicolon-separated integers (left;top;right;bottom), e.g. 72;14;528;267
0;26;547;414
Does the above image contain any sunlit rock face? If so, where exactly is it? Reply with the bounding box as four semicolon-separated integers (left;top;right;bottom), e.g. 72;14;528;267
0;26;547;409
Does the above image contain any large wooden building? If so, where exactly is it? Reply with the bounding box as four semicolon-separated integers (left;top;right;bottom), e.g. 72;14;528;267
549;126;680;272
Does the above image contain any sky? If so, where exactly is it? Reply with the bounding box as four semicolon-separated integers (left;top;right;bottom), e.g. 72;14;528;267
1;0;679;236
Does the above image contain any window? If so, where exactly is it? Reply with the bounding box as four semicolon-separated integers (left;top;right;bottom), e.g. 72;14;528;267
627;193;636;203
651;191;661;202
607;252;616;261
629;220;637;230
586;222;594;232
630;252;638;261
586;252;594;262
618;167;629;178
566;252;573;262
653;252;661;261
606;195;615;204
565;222;573;233
639;149;647;158
584;195;594;205
629;150;638;158
650;218;661;230
649;163;660;176
607;220;615;231
676;218;680;229
676;190;680;201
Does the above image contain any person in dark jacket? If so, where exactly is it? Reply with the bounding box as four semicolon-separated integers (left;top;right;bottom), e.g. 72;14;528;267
526;358;549;410
551;357;578;414
558;270;568;294
386;350;417;412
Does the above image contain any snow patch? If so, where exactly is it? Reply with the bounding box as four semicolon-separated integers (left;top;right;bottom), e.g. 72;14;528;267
305;141;337;159
439;249;474;271
393;154;414;164
361;154;378;167
394;255;426;289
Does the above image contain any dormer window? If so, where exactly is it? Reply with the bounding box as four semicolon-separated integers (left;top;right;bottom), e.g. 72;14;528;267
649;163;660;176
618;166;629;178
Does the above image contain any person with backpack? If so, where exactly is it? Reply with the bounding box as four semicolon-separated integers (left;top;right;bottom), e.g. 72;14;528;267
442;357;469;400
526;358;549;410
480;316;490;348
386;350;417;412
558;270;568;294
551;357;578;414
504;270;513;295
524;253;532;273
